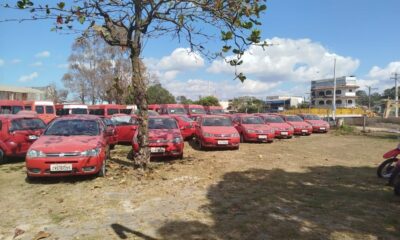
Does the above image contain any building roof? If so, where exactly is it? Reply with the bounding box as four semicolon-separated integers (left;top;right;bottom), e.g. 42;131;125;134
0;85;44;94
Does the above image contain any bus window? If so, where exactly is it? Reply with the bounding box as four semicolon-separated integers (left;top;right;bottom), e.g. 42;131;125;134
45;106;54;114
35;106;44;114
25;106;32;111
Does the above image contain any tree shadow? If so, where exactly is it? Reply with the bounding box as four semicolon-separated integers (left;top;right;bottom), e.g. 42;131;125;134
157;166;400;239
111;223;157;240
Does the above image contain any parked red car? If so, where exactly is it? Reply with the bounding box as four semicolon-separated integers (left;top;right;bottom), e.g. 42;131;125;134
204;106;224;115
280;115;312;136
160;104;187;115
25;115;111;178
195;115;240;150
170;115;196;140
232;115;275;143
0;114;46;164
298;114;330;133
132;116;183;159
257;114;294;138
110;114;138;145
184;104;207;118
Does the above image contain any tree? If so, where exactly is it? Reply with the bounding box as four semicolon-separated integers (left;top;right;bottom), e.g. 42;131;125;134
8;0;268;168
176;96;194;104
356;90;382;109
146;84;176;104
45;83;68;103
229;96;264;113
196;96;220;106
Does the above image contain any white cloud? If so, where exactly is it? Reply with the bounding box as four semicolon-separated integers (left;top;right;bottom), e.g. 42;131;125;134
11;59;21;64
0;58;4;66
18;72;39;82
208;37;360;83
31;61;43;67
158;48;204;71
357;61;400;92
35;51;50;58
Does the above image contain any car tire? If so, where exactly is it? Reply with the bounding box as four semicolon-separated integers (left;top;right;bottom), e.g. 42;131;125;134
0;149;6;164
97;159;106;177
110;144;115;150
377;158;397;179
178;153;183;160
127;149;134;160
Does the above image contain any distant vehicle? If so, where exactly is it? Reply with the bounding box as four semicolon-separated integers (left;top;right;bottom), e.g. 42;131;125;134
256;114;294;138
88;104;127;117
298;114;330;133
133;109;159;116
0;100;24;114
132;116;184;159
148;104;161;113
110;114;138;145
377;144;400;181
195;115;240;150
25;115;111;178
204;106;224;115
170;114;196;140
280;115;312;136
232;114;275;143
184;104;207;118
0;114;46;164
160;104;187;115
55;104;88;116
23;100;56;124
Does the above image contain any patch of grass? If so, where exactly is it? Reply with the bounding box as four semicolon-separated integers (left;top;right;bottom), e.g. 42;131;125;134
49;212;67;224
335;125;356;135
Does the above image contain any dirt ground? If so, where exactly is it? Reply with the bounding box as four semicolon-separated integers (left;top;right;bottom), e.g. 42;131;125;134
1;131;400;240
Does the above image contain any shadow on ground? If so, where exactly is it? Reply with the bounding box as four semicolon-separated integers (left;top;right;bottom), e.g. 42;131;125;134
151;166;400;240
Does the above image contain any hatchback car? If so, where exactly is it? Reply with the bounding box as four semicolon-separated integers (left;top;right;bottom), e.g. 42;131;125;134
257;114;294;138
232;115;275;143
195;115;240;150
25;115;110;178
0;114;46;164
280;115;312;136
298;114;330;133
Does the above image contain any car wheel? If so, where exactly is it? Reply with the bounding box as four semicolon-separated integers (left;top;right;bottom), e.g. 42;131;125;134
97;160;106;177
178;153;183;160
377;158;397;179
0;149;6;164
110;144;115;150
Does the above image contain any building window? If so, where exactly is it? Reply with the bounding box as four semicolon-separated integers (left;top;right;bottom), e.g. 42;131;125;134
318;91;325;96
335;90;342;95
325;90;332;95
311;100;315;105
326;100;332;105
349;89;353;92
336;100;342;105
311;91;315;97
348;100;353;104
318;100;325;105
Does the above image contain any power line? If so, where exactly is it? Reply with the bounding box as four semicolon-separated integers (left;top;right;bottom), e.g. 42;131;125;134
365;85;378;110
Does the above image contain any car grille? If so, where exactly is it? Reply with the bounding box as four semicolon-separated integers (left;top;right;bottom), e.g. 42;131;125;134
213;134;232;137
45;152;81;157
149;139;169;143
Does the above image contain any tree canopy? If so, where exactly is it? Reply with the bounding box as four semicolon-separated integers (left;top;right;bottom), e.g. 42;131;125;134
146;84;176;104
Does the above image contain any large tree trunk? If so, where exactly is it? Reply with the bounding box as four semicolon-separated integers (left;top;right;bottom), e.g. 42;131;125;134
130;45;150;168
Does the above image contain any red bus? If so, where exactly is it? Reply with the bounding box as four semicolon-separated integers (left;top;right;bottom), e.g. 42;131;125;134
55;104;88;116
88;104;128;117
0;100;24;114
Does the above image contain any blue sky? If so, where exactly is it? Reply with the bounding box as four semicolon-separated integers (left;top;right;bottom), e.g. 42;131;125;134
0;0;399;100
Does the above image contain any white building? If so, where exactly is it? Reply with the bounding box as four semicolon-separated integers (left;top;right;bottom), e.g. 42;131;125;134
311;76;359;108
265;96;304;111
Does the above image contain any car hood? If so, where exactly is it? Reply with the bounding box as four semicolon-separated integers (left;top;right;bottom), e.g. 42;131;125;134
306;120;328;125
242;124;271;130
149;129;181;140
267;122;292;129
287;121;310;127
201;126;238;134
30;135;102;152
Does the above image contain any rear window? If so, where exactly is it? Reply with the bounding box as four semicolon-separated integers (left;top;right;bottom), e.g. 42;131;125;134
107;109;119;116
149;118;178;129
209;109;224;114
190;108;206;114
71;108;88;114
286;116;303;122
45;106;54;114
11;118;46;131
120;109;132;114
89;109;105;116
242;116;264;124
167;108;186;114
177;115;194;122
202;117;232;126
45;119;100;136
35;106;44;114
111;115;136;126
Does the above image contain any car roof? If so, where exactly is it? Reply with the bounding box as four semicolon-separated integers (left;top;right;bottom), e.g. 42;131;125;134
56;115;101;120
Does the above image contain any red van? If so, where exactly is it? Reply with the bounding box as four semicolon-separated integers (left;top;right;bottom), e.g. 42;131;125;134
0;100;24;114
88;104;127;118
204;106;224;115
55;104;88;116
23;101;56;124
184;104;206;118
160;104;187;115
148;104;161;113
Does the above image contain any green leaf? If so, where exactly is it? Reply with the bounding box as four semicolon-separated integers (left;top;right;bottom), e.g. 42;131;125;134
17;1;24;9
79;15;86;24
222;45;231;53
221;31;233;41
178;15;184;26
57;2;65;9
237;73;246;83
259;4;267;11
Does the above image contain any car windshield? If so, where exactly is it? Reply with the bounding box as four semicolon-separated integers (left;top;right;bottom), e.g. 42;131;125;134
45;119;100;136
264;116;285;123
210;109;224;114
120;109;132;114
111;115;136;126
168;108;186;114
11;118;46;130
286;116;304;122
202;117;232;126
178;115;194;122
190;108;206;114
107;109;119;115
71;108;88;114
148;118;178;129
242;116;264;124
303;115;321;120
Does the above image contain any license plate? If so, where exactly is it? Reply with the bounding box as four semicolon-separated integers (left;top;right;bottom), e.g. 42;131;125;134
258;135;267;139
301;130;308;133
217;140;229;145
50;164;72;172
320;127;326;130
150;147;165;153
281;132;288;135
28;135;38;140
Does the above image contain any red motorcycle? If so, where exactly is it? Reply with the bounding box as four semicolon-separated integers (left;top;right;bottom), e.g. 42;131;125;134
377;145;400;179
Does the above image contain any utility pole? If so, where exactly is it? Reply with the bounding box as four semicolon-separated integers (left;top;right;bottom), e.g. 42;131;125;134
366;85;378;110
391;73;399;117
332;58;337;121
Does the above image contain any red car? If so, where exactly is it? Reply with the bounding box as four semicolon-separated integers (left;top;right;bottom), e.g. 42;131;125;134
25;115;111;178
232;115;275;143
110;114;138;145
298;114;330;133
160;104;187;115
170;115;196;140
257;114;294;138
0;114;46;164
280;115;312;136
184;104;207;119
132;116;184;159
195;115;240;150
100;117;118;149
204;106;224;115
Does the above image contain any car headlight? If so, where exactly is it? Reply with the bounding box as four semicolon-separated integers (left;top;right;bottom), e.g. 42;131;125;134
27;149;46;158
81;148;100;157
172;137;182;143
231;133;240;138
246;129;256;133
203;132;213;137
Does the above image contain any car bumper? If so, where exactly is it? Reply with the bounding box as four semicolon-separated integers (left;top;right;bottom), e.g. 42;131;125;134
26;156;104;177
293;128;312;135
201;137;240;148
312;126;329;133
274;130;294;138
149;142;184;157
244;133;274;142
